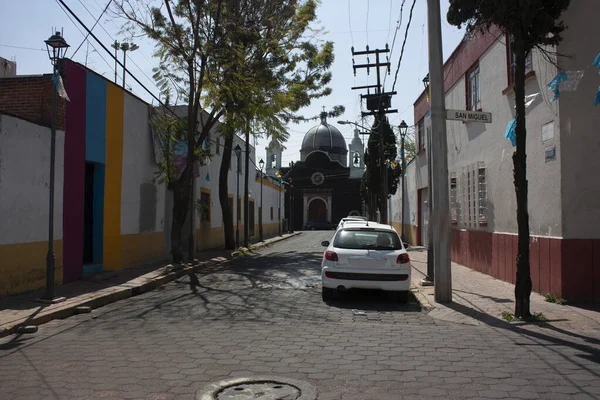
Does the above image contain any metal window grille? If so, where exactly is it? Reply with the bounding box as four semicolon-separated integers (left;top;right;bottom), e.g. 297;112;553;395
478;167;487;224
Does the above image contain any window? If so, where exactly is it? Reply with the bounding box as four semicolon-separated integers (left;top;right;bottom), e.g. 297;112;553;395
507;35;533;86
270;207;274;220
478;168;487;224
417;119;425;152
450;176;458;224
467;64;481;111
199;192;210;222
460;163;486;229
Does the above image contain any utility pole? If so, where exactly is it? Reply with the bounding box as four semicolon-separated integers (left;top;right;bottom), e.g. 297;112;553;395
120;42;139;88
427;0;452;302
351;45;397;224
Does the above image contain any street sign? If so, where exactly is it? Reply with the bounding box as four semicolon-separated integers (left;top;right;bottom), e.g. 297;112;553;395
446;109;492;123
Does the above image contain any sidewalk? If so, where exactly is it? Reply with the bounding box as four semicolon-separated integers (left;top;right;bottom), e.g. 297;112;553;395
408;246;600;334
0;232;301;338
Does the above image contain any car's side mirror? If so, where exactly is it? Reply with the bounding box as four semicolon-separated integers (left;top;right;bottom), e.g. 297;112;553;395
321;241;330;247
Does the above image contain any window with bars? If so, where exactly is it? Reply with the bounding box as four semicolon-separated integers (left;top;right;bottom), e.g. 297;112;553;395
507;34;533;86
478;168;487;224
199;192;210;222
467;64;481;111
417;119;425;152
460;163;487;229
450;177;459;224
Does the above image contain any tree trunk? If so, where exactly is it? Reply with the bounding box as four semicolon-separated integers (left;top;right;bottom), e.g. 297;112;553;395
220;134;236;250
171;168;191;263
512;37;532;319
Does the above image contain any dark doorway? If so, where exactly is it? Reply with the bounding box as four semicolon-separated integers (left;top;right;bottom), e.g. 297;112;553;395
249;200;255;237
83;162;95;264
308;199;327;221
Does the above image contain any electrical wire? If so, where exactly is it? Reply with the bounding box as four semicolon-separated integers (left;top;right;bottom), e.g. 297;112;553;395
366;0;370;45
391;0;417;93
0;44;45;52
347;0;354;46
71;0;112;57
386;0;393;45
54;0;114;71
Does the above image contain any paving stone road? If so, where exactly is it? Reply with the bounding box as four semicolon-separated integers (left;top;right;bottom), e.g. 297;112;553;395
1;232;599;400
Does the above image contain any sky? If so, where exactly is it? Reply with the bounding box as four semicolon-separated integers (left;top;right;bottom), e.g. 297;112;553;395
0;0;465;166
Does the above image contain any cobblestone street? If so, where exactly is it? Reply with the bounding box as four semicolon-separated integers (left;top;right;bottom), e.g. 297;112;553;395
1;232;599;400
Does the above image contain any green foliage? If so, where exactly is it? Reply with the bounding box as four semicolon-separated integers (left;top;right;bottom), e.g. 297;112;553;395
150;109;187;188
447;0;570;51
544;293;567;305
502;311;516;322
362;114;401;204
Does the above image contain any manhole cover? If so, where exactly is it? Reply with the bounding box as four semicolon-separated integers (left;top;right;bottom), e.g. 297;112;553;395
197;376;317;400
218;382;299;399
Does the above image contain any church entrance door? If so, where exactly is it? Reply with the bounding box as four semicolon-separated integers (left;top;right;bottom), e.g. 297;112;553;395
308;199;327;222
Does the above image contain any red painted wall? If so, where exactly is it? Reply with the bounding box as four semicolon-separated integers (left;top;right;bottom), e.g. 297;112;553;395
451;229;599;304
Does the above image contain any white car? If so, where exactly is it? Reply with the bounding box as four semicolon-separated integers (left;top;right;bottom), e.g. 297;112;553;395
320;222;411;303
336;216;368;230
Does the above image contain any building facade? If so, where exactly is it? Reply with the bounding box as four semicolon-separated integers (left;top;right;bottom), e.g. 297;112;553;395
277;112;365;230
0;59;284;297
391;2;600;303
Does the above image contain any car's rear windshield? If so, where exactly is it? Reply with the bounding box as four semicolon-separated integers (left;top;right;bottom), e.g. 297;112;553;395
333;229;402;250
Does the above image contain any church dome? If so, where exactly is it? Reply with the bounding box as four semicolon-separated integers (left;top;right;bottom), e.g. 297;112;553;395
300;112;348;166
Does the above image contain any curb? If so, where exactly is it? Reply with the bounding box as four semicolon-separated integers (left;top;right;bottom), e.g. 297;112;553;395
0;232;301;338
410;286;435;313
231;231;302;257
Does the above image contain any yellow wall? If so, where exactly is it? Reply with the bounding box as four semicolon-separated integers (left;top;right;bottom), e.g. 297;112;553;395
0;240;64;297
389;222;418;245
120;232;165;268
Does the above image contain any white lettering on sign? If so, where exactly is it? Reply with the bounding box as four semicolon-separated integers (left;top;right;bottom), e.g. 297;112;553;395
446;109;493;123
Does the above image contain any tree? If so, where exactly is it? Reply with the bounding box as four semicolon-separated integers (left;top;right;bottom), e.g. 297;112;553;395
361;113;400;221
447;0;570;318
208;0;337;249
115;0;232;263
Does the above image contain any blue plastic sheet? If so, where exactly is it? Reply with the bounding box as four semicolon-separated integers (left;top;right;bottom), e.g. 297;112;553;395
594;86;600;107
592;52;600;69
505;118;517;147
547;72;568;102
205;172;210;182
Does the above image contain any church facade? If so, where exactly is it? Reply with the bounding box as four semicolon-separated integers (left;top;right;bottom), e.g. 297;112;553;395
266;112;366;231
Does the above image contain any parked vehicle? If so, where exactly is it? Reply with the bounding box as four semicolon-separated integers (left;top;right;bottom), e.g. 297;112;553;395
336;216;368;230
303;219;335;230
320;222;411;303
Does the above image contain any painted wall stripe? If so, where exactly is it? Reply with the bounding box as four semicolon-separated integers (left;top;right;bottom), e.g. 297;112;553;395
85;72;106;164
63;61;87;283
103;84;124;270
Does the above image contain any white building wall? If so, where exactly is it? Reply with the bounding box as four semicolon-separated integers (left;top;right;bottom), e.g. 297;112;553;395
0;115;64;245
121;93;165;236
444;39;561;236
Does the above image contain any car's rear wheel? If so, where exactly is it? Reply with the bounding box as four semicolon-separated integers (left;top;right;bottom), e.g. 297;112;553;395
322;287;335;301
394;290;409;303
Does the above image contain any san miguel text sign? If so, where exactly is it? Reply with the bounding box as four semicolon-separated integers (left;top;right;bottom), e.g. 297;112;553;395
446;109;492;123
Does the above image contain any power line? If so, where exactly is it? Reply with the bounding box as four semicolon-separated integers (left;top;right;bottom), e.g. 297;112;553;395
54;0;114;72
347;0;354;46
72;0;112;57
386;0;393;44
366;0;370;44
0;44;45;52
391;0;417;92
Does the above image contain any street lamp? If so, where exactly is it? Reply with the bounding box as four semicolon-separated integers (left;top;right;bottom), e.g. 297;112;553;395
120;42;138;87
423;73;430;103
399;120;408;245
234;144;242;248
41;31;69;303
258;158;264;242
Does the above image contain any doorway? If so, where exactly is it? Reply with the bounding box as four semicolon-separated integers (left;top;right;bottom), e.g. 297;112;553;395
418;188;429;247
83;162;104;274
308;198;327;221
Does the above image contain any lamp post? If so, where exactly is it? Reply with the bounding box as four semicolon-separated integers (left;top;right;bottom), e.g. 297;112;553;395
234;144;242;248
119;42;138;88
258;158;264;242
40;31;69;303
399;120;408;245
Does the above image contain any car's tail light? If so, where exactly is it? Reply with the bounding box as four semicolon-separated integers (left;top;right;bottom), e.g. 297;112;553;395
324;250;338;261
396;253;410;264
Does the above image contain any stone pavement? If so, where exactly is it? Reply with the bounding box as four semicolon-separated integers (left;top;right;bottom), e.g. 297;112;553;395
1;231;599;400
408;246;600;334
0;233;301;338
